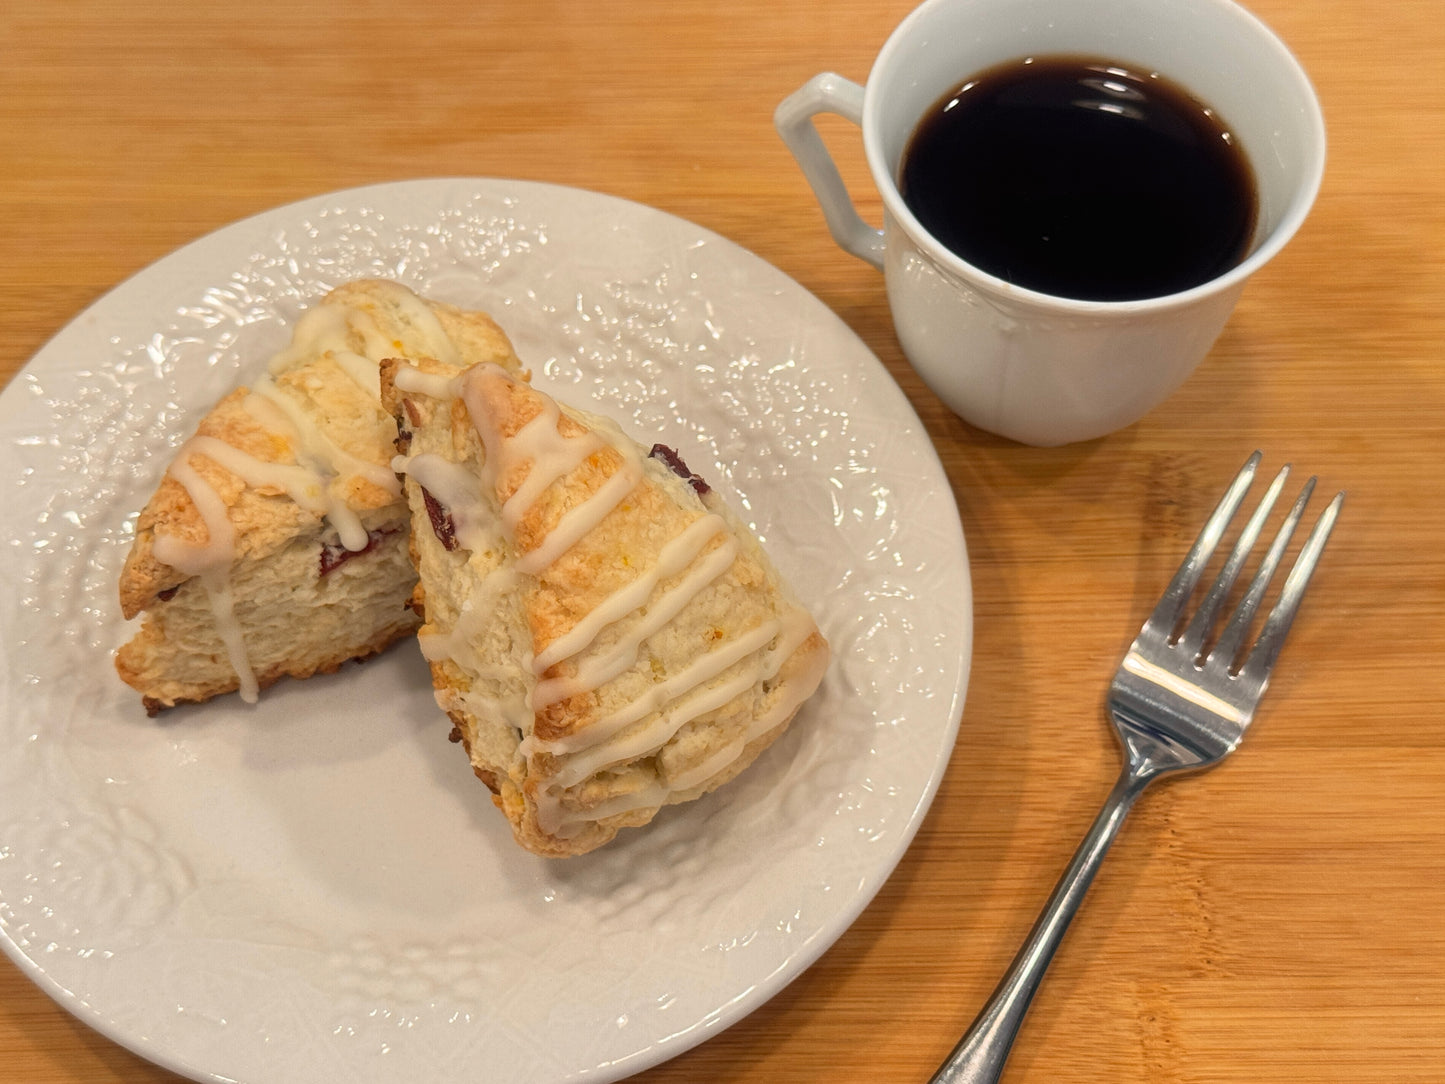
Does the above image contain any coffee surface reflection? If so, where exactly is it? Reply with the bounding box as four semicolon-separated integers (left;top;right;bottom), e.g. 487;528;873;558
899;55;1259;302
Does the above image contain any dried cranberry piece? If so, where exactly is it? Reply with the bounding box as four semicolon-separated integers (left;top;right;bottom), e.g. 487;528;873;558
649;443;711;496
421;487;458;551
318;527;398;577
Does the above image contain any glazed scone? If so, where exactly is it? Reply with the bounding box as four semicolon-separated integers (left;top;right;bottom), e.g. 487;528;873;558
115;279;522;714
381;358;830;857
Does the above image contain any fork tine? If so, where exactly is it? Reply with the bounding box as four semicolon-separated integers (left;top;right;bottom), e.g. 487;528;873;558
1210;476;1315;668
1235;488;1344;681
1176;463;1290;658
1145;451;1261;638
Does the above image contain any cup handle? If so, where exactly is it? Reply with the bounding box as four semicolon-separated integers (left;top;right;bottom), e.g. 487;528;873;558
775;72;886;270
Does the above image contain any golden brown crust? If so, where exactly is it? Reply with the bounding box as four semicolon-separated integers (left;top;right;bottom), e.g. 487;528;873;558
116;280;523;712
119;388;315;619
386;359;831;857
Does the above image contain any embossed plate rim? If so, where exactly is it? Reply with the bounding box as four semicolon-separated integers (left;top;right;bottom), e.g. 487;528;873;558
0;178;971;1084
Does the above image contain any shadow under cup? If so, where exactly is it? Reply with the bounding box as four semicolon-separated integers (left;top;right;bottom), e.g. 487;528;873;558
862;0;1325;445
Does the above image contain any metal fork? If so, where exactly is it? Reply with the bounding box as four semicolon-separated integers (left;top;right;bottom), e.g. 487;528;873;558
930;451;1344;1084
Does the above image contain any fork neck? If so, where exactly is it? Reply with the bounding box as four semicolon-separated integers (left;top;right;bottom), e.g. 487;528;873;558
1114;717;1218;783
1109;758;1158;819
928;753;1155;1084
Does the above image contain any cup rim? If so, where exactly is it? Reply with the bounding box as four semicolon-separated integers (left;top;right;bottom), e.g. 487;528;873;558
861;0;1327;315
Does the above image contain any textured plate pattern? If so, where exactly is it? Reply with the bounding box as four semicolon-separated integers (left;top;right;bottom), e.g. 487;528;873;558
0;179;971;1084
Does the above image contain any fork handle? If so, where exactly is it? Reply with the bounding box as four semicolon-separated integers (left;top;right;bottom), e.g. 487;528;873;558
929;764;1153;1084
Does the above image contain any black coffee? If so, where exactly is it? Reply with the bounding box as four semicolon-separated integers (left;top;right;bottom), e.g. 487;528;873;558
899;55;1258;302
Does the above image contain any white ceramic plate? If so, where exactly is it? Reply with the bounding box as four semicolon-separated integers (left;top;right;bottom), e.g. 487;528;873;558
0;179;971;1084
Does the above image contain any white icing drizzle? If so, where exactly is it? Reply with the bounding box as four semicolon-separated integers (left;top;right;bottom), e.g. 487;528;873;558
171;434;372;552
149;447;258;703
249;375;401;495
558;781;670;831
549;652;771;791
531;513;729;674
146;282;465;704
545;619;782;784
528;530;739;711
197;571;259;705
514;458;642;575
500;425;605;534
151;445;237;577
399;452;503;556
460;365;622;535
458;366;627;574
422;362;823;841
268;303;379;396
374;282;462;366
529;607;822;837
667;613;830;792
267;284;460;398
393;365;463;401
417;567;523;665
458;684;534;738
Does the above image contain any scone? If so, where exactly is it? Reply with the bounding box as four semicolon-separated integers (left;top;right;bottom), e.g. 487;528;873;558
115;279;522;714
381;358;830;857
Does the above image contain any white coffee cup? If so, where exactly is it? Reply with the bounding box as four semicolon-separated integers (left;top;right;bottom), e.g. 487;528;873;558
776;0;1325;446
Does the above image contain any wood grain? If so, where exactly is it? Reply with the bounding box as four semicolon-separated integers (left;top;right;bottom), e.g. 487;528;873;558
1;0;1442;1081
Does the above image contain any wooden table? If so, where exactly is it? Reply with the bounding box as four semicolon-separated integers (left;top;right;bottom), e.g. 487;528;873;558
2;0;1441;1080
